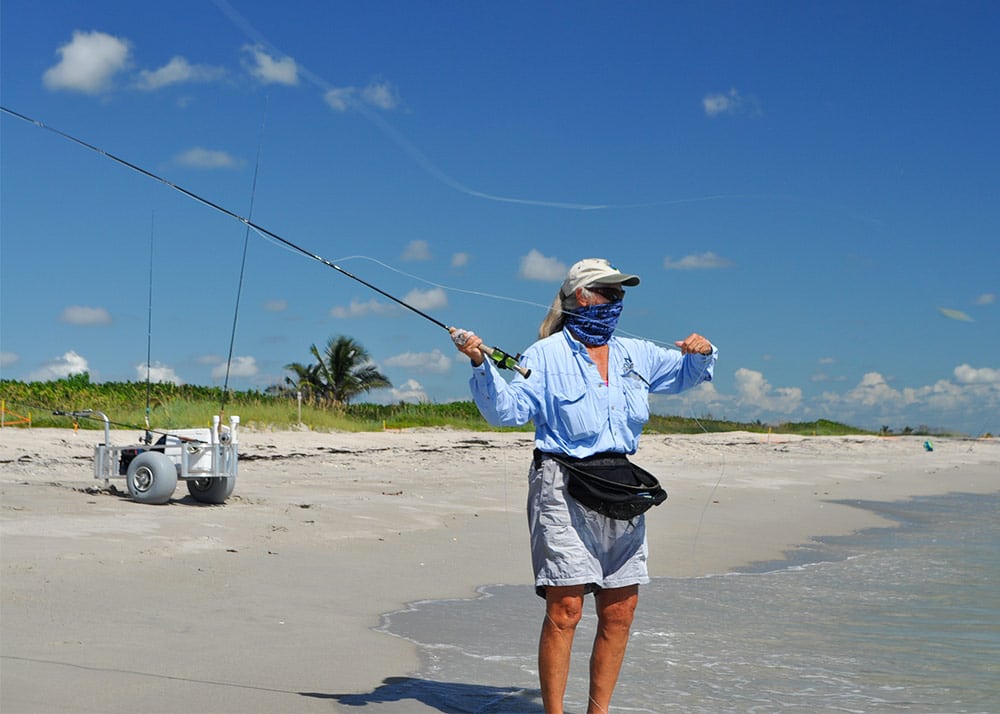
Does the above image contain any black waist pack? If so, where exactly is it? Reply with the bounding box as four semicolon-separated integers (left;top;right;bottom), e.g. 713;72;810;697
535;449;667;520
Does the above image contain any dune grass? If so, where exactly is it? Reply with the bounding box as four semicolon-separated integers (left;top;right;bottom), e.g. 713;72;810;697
2;375;875;436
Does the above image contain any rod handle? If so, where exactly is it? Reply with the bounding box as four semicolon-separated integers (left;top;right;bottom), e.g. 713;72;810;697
479;344;531;379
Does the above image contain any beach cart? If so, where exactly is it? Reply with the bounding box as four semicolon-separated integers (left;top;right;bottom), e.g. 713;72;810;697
63;410;240;505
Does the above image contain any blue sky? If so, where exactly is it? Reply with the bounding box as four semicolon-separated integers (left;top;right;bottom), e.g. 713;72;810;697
1;1;997;435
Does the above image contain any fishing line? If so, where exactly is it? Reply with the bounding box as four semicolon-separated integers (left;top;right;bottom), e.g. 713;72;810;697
689;434;727;568
317;253;694;355
0;106;529;377
213;0;919;578
317;255;719;564
144;211;155;442
212;0;591;210
320;253;722;562
220;96;268;414
209;0;776;214
211;0;604;210
327;254;568;313
1;107;725;553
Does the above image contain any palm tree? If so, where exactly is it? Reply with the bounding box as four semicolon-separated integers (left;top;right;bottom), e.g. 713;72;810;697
285;335;391;405
281;361;323;402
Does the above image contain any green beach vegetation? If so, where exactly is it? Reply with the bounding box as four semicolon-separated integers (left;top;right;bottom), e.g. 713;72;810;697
15;333;965;435
1;373;879;436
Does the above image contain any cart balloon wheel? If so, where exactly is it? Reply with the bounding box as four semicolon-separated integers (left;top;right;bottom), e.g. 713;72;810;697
186;476;235;504
126;451;178;504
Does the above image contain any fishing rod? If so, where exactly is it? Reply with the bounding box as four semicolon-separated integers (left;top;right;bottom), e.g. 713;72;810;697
0;106;530;378
42;406;209;444
221;96;268;417
8;393;217;444
144;211;155;444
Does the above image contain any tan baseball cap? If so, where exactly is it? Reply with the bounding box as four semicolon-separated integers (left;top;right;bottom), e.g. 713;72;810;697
560;258;641;297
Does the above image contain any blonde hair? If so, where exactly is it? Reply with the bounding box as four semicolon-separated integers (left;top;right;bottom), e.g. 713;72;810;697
538;287;596;338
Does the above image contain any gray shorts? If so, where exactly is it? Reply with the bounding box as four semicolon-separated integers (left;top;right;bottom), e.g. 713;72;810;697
527;454;649;598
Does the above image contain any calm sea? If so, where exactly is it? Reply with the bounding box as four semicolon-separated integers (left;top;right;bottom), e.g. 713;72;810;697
372;491;1000;713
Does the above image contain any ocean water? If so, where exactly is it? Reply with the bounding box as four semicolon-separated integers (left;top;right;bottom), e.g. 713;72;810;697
368;492;1000;714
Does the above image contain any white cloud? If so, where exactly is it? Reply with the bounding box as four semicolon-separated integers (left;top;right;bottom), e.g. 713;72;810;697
653;362;999;434
330;298;393;318
975;292;996;305
734;368;802;413
135;56;225;90
703;88;741;116
402;287;447;311
59;305;112;325
812;372;847;384
839;371;953;411
953;364;1000;384
814;366;1000;433
911;379;970;412
324;81;401;112
44;30;131;94
211;356;258;380
174;147;243;169
324;87;354;112
663;252;734;270
402;239;431;261
135;361;183;385
519;249;566;282
264;299;288;312
28;351;89;381
649;380;729;419
361;80;399;110
451;252;470;268
652;360;1000;433
384;349;453;374
243;45;299;86
388;378;428;403
1;352;20;368
938;307;974;322
843;371;903;407
702;88;761;117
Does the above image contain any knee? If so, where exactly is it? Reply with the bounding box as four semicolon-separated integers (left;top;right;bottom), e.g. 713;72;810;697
546;596;584;631
598;595;637;632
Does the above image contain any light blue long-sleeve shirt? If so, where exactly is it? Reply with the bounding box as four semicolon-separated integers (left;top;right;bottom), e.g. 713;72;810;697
469;329;717;458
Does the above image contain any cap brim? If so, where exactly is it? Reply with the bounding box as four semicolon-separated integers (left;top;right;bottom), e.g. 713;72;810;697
592;273;640;287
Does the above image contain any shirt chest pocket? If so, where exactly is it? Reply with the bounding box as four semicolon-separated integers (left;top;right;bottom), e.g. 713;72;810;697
550;382;603;441
622;378;650;426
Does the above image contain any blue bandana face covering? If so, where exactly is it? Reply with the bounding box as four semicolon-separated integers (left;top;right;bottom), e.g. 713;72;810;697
566;301;623;346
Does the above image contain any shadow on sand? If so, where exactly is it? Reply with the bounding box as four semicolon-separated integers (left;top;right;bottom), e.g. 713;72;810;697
303;675;544;712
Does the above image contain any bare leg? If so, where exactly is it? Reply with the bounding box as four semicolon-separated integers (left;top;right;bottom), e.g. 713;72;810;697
538;585;585;714
587;585;638;714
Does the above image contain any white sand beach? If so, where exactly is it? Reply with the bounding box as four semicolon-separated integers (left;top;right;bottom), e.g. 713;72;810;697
2;426;998;713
